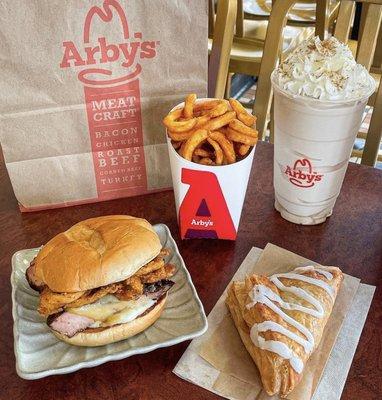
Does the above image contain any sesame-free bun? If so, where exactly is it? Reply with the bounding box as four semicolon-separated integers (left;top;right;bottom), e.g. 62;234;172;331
34;215;161;293
51;294;167;347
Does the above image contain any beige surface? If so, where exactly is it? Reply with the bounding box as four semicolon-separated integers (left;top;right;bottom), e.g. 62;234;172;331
143;143;172;190
200;244;358;399
6;152;98;206
174;245;375;400
35;215;161;292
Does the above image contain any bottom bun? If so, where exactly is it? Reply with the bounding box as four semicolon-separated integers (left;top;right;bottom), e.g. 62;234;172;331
51;294;167;347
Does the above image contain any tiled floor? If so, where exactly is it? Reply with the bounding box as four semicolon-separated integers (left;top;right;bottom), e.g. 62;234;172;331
238;83;381;168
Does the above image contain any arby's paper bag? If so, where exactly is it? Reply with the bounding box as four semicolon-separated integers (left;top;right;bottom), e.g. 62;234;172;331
0;0;208;211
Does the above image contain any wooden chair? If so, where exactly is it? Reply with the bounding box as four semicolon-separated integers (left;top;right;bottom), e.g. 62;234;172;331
241;0;340;39
362;78;382;165
315;0;339;38
208;0;315;100
251;1;340;138
371;24;382;73
253;0;306;139
253;0;382;165
334;0;382;166
208;0;237;98
230;1;314;73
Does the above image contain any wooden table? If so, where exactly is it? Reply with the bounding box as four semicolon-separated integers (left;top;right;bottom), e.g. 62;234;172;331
1;142;381;399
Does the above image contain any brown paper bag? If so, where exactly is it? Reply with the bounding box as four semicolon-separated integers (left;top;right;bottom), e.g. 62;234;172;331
0;0;208;211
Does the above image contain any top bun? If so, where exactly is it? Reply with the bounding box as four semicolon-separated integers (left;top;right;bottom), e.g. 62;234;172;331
33;215;161;293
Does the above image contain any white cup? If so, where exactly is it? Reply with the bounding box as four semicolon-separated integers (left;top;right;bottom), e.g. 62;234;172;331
271;73;374;225
166;99;255;239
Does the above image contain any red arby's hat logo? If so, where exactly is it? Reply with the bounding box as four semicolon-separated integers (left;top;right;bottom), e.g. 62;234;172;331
284;158;323;188
59;0;159;86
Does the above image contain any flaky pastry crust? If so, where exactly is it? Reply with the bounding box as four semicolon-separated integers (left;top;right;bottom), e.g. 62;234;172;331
226;266;343;397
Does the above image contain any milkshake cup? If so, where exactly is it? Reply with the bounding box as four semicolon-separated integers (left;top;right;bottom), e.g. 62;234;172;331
271;36;376;225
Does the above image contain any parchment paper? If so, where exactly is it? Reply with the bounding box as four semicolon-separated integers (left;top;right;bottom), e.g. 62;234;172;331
173;244;375;400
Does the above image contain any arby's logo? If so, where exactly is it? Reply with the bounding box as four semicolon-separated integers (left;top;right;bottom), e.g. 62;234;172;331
284;158;323;188
179;169;237;240
59;0;159;85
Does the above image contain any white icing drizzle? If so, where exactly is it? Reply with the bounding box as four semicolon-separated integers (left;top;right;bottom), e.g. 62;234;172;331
247;265;335;374
294;265;335;281
271;272;335;300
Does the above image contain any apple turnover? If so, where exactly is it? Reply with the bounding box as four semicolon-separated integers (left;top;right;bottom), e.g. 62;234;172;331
226;265;343;397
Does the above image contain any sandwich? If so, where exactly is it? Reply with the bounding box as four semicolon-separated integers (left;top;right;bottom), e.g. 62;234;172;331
25;215;175;346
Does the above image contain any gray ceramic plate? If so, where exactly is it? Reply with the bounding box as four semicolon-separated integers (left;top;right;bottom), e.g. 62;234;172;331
11;223;207;379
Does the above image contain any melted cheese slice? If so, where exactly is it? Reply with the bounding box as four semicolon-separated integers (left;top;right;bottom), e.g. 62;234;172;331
103;296;155;326
67;295;155;327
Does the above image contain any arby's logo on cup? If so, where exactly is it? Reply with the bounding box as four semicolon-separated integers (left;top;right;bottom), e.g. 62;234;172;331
284;158;323;188
59;0;159;201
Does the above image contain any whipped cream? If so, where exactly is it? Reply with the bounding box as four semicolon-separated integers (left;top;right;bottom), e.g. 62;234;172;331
272;36;375;101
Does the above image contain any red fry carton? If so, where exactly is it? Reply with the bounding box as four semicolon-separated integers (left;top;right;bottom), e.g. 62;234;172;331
167;100;256;240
